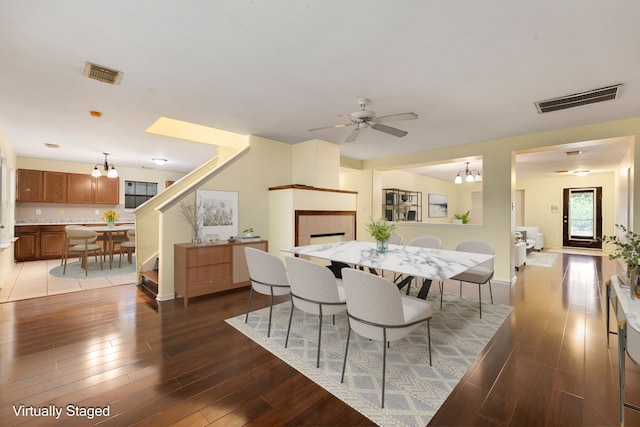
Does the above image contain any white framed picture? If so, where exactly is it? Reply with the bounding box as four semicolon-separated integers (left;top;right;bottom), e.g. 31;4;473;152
428;193;448;218
197;190;238;240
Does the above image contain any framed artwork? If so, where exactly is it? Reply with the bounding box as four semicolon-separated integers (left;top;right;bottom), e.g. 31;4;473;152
428;193;448;218
197;190;238;240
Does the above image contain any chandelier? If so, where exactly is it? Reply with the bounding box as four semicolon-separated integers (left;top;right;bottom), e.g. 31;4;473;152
454;162;482;184
92;152;118;178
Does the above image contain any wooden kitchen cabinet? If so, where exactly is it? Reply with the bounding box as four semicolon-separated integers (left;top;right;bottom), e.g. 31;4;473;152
15;226;40;261
40;225;66;258
174;240;268;306
67;173;94;203
43;171;68;202
16;169;43;202
94;176;119;204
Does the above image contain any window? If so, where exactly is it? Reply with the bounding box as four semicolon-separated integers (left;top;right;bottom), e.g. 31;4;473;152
125;180;158;209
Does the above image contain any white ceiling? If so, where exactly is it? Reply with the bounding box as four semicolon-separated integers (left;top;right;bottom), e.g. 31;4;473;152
0;1;638;178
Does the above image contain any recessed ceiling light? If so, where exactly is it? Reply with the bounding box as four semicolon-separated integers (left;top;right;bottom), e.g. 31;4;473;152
565;150;582;156
89;110;102;118
152;158;168;165
575;170;589;177
44;143;60;149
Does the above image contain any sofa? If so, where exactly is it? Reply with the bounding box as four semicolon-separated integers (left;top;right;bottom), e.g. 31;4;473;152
515;226;544;251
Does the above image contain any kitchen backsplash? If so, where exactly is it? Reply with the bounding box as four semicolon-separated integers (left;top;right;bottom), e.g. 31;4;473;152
15;203;134;225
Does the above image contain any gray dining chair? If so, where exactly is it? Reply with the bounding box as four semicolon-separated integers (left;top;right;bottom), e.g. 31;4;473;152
284;256;347;367
451;239;494;318
340;268;433;408
244;247;291;337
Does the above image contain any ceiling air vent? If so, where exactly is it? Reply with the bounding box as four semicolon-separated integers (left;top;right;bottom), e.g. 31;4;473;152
535;84;622;114
82;62;123;85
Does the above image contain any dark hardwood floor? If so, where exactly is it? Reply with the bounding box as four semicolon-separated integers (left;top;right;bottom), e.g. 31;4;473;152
1;252;639;426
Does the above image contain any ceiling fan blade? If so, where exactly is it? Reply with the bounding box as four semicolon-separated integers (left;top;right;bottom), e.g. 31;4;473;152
370;123;408;137
376;112;418;123
345;128;361;142
309;123;352;132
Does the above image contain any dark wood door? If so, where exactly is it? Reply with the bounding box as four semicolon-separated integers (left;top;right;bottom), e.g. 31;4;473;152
562;187;602;249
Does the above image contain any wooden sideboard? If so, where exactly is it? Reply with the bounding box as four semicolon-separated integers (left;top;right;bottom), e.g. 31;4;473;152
174;240;268;306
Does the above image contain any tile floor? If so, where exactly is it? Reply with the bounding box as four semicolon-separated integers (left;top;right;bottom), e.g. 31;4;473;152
0;258;138;303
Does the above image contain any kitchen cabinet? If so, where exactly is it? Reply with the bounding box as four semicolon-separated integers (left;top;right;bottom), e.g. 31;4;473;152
15;226;40;261
174;240;268;306
94;176;119;204
16;169;119;204
67;173;94;203
40;225;66;258
16;169;43;202
43;171;68;202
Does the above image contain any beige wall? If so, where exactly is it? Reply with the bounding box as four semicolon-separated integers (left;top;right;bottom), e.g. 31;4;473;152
515;172;614;249
0;129;17;289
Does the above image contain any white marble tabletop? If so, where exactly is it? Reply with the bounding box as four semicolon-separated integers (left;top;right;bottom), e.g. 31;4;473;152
281;240;493;281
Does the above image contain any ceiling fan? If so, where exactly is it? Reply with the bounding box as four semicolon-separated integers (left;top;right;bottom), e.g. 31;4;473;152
309;98;418;142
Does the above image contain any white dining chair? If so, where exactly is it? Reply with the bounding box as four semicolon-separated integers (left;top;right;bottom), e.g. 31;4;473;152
284;256;347;367
340;268;433;408
118;229;136;267
451;239;494;318
244;247;291;337
63;228;103;276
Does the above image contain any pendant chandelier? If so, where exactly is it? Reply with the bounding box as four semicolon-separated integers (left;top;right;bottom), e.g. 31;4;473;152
454;162;482;184
92;152;118;178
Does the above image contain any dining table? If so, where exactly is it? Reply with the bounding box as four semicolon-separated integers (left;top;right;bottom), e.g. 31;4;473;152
281;240;494;299
85;224;135;269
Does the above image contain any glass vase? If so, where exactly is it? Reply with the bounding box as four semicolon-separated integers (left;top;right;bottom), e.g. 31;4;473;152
107;219;115;228
629;264;639;299
376;239;389;253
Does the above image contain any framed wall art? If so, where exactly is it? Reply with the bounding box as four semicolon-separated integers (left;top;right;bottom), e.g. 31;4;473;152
428;193;448;218
196;189;238;240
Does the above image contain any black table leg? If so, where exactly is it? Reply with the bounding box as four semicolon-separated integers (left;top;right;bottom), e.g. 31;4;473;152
417;278;433;300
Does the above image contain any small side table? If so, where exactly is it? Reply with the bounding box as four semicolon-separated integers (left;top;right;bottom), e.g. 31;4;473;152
515;241;526;271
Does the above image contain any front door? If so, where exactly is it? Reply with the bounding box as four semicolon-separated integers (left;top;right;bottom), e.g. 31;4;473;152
562;187;602;249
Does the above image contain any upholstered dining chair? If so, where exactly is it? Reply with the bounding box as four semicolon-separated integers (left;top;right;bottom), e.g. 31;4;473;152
118;229;136;268
63;228;103;276
244;247;291;337
60;225;88;266
406;236;444;303
451;239;494;318
284;256;347;368
340;268;433;408
388;233;403;245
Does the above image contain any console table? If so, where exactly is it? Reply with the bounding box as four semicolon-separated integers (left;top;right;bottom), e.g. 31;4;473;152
174;240;268;306
606;275;640;425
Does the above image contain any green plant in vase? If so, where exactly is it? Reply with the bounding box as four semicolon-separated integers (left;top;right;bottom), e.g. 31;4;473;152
454;210;470;224
602;223;640;298
365;218;397;253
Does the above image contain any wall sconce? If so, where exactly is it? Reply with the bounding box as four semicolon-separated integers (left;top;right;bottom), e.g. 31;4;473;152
454;162;482;184
92;152;118;178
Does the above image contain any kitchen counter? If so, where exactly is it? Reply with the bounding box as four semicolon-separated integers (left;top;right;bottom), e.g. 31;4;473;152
16;219;135;226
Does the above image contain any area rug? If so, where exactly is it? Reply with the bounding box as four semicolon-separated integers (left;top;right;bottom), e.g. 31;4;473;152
525;251;559;268
49;255;136;278
226;294;513;426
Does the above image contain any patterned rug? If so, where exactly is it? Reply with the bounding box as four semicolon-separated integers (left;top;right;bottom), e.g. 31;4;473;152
49;255;136;278
226;293;513;426
525;251;559;268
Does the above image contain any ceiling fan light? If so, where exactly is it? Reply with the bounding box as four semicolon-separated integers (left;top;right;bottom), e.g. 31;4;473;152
454;174;462;184
91;166;102;177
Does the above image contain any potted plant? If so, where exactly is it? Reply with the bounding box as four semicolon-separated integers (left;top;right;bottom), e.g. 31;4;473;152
603;224;640;298
454;210;470;224
102;210;119;227
242;228;254;237
365;218;398;253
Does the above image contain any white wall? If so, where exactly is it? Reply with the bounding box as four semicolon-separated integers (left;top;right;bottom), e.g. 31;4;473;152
0;128;17;289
